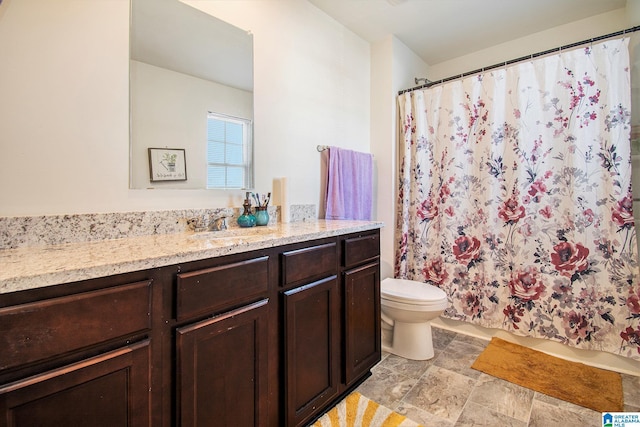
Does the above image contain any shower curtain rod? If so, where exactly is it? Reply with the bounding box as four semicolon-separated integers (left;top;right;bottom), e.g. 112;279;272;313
398;25;640;95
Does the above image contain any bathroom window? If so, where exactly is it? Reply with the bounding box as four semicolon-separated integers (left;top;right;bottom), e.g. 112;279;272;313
206;112;253;189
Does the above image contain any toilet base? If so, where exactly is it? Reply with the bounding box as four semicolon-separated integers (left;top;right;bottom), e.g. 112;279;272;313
387;321;435;361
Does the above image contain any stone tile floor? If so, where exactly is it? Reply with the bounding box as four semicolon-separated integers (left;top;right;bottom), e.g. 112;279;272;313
356;326;640;426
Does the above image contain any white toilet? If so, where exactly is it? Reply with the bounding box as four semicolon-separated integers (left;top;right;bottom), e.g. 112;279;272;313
380;278;448;360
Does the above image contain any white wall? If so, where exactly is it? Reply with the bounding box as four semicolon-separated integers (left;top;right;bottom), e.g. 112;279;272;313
0;0;130;216
371;36;428;279
0;0;370;216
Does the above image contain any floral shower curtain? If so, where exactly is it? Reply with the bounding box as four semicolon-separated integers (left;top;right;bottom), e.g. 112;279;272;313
396;37;640;360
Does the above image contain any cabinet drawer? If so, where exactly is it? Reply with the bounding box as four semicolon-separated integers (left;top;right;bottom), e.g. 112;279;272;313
343;233;380;268
176;256;269;321
0;280;152;371
281;243;336;287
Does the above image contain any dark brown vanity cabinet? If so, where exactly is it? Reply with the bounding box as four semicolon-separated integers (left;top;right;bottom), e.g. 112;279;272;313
281;242;341;427
342;236;381;387
281;231;381;427
0;228;381;427
0;276;155;427
174;255;271;427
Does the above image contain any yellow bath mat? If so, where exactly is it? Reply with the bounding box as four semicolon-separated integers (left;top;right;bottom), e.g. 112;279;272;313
310;392;422;427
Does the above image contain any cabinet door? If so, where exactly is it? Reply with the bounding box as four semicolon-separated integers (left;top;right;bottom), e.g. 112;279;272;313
176;299;269;427
343;262;381;386
283;276;340;427
0;340;150;427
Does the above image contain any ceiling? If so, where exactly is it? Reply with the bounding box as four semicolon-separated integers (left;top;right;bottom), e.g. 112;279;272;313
307;0;627;65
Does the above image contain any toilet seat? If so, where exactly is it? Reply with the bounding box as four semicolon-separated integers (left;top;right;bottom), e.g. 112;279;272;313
381;278;447;306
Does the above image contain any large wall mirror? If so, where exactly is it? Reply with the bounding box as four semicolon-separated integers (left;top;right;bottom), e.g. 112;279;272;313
129;0;253;189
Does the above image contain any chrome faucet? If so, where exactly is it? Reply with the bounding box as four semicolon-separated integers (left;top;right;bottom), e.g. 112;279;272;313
209;216;228;231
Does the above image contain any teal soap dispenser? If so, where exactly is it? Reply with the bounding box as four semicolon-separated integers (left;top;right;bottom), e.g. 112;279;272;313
237;193;256;228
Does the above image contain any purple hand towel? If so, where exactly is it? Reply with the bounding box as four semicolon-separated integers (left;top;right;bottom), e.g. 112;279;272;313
325;147;373;220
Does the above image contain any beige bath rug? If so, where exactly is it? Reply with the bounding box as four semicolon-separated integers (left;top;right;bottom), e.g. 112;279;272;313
471;337;623;413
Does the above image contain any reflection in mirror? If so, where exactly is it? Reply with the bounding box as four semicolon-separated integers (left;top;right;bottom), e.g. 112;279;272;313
129;0;253;189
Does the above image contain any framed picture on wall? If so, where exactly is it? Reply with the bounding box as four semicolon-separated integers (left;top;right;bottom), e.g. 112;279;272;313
148;148;187;182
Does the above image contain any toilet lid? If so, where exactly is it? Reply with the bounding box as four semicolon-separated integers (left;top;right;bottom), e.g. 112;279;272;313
381;278;447;304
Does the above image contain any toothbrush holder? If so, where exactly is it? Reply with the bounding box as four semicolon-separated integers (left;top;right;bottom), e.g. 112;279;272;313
255;206;269;226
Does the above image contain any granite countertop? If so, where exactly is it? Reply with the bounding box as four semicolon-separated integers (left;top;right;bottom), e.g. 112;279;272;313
0;220;383;295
